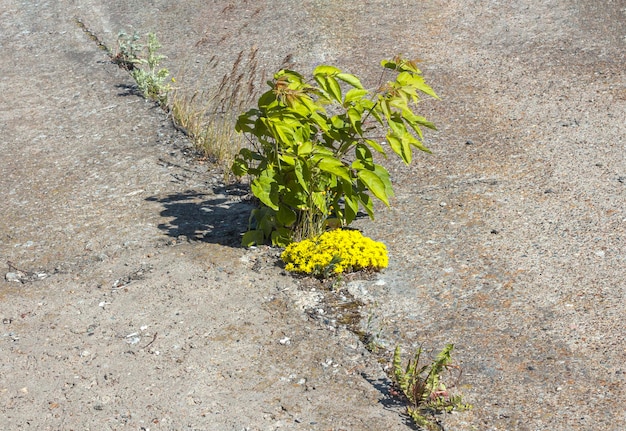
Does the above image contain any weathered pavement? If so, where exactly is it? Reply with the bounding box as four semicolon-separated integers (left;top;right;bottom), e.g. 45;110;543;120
1;1;408;429
1;1;626;430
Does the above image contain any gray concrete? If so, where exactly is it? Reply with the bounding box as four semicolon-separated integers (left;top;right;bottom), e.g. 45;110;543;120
1;1;625;430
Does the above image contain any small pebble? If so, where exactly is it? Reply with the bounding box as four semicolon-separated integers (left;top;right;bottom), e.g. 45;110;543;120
5;272;23;283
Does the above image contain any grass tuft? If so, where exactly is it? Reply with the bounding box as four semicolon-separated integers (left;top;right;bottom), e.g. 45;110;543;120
168;47;263;175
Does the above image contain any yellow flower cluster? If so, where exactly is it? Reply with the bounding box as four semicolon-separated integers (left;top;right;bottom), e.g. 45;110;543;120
281;229;388;276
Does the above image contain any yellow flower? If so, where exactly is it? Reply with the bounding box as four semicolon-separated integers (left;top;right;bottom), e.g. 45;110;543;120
281;229;388;277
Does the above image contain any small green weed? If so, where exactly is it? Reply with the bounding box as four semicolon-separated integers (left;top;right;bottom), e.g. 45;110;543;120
115;32;171;106
392;344;471;429
362;310;386;353
75;19;262;169
112;30;142;71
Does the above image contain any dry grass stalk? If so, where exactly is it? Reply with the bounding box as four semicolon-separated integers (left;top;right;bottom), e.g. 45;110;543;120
168;46;264;175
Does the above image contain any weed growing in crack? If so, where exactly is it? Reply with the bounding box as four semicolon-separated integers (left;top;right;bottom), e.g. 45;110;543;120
391;344;471;429
80;20;264;171
115;32;172;107
361;310;386;353
75;21;171;107
112;30;142;71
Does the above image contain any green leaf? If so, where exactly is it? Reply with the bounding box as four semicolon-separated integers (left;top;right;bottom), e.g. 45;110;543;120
364;139;386;155
381;59;397;70
276;206;297;227
336;72;364;89
313;65;341;76
242;229;264;247
310;111;331;133
251;174;279;210
389;96;409;112
401;134;413;165
294;159;310;192
352;158;371;173
296;141;313;156
299;94;325;115
409;136;431;154
276;69;306;82
313;145;335;157
354;143;374;168
257;90;277;109
314;74;331;97
231;157;248;177
414;80;439;100
238;148;263;161
364;98;384;124
358;192;374;219
388;115;408;137
386;132;405;162
314;155;351;182
380;98;392;120
271;228;292;247
255;208;275;238
344;88;369;105
282;183;308;208
374;164;394;198
396;71;419;87
279;154;296;166
402;110;437;134
343;193;359;225
314;73;342;103
397;72;439;99
347;107;363;135
289;97;313;116
311;191;328;214
357;169;390;206
326;76;342;103
268;119;296;145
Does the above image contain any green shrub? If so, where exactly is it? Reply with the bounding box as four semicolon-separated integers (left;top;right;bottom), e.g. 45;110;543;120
280;229;388;278
232;56;438;246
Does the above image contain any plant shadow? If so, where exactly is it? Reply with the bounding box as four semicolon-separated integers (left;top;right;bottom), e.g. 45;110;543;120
115;83;142;98
146;184;253;247
361;373;422;430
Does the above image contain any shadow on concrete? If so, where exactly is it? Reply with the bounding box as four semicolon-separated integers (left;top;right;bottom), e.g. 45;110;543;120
146;185;254;247
360;373;424;430
115;83;142;98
